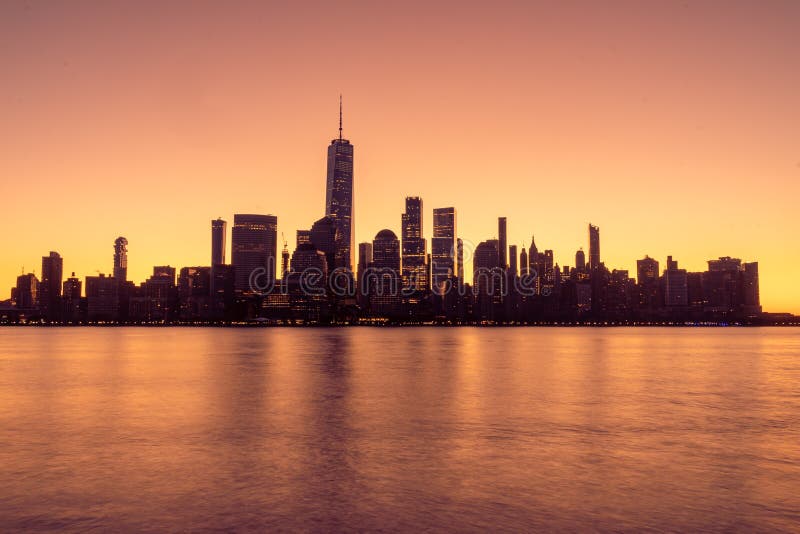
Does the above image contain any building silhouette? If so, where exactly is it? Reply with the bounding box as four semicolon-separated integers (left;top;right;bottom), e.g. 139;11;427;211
575;248;586;272
473;239;501;321
211;219;226;267
113;237;128;283
588;224;600;271
325;96;355;271
663;256;688;308
40;251;63;322
178;267;211;320
232;214;277;295
498;217;508;269
0;101;776;325
86;274;118;322
62;272;82;323
637;256;660;310
310;215;339;274
401;197;427;292
12;273;39;311
369;229;401;317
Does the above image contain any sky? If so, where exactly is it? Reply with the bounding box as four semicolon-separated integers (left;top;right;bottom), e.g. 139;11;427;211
0;0;798;313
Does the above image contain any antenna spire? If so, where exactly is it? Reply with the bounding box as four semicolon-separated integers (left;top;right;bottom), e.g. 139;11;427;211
338;94;343;140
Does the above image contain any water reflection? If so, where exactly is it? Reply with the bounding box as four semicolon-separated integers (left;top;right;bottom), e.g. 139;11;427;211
0;327;798;531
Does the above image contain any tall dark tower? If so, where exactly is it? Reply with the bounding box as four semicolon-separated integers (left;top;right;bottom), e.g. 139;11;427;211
588;224;600;270
114;237;128;282
432;207;456;294
575;248;586;271
401;196;427;291
232;214;278;294
211;218;227;267
498;217;508;269
325;95;355;271
509;245;518;278
40;251;63;321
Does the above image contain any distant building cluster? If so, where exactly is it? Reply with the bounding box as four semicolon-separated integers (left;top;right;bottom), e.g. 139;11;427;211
0;103;785;326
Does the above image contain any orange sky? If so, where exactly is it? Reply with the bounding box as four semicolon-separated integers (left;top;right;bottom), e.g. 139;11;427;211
1;1;798;313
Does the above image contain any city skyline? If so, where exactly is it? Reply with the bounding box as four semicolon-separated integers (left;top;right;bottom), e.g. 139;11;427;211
0;105;790;320
1;2;799;313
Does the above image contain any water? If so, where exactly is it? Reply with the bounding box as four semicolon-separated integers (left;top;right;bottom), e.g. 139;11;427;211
0;327;798;531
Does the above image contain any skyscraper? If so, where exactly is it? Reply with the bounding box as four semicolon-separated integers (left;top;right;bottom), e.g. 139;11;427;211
310;215;339;273
178;266;211;320
498;217;508;269
663;256;688;307
509;245;518;278
456;238;464;283
370;229;402;316
40;251;63;321
575;248;586;271
12;273;38;310
114;237;128;282
211;218;226;267
588;224;600;270
637;255;660;309
358;242;373;273
325;96;355;271
232;214;278;294
357;241;373;302
85;273;118;322
401;196;427;291
473;240;502;320
432;207;456;294
742;262;761;314
62;272;82;323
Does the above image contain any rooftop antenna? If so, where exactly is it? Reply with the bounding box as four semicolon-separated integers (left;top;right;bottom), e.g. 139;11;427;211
339;94;343;141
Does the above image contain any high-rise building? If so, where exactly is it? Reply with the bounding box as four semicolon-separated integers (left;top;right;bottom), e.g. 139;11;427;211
473;240;502;320
211;264;235;320
703;257;761;316
325;96;354;271
431;207;456;293
575;248;586;271
588;224;600;270
529;235;538;260
211;219;226;267
310;215;339;273
357;242;373;306
401;197;427;292
358;242;373;269
287;243;330;321
232;214;278;294
129;267;176;322
637;255;660;309
85;274;118;322
742;262;761;315
520;247;529;276
369;229;401;316
372;230;401;272
178;267;211;320
663;256;688;307
456;238;464;283
509;245;518;278
62;272;82;323
40;251;63;321
498;217;508;269
704;256;742;313
12;273;39;310
114;237;128;283
687;272;705;311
